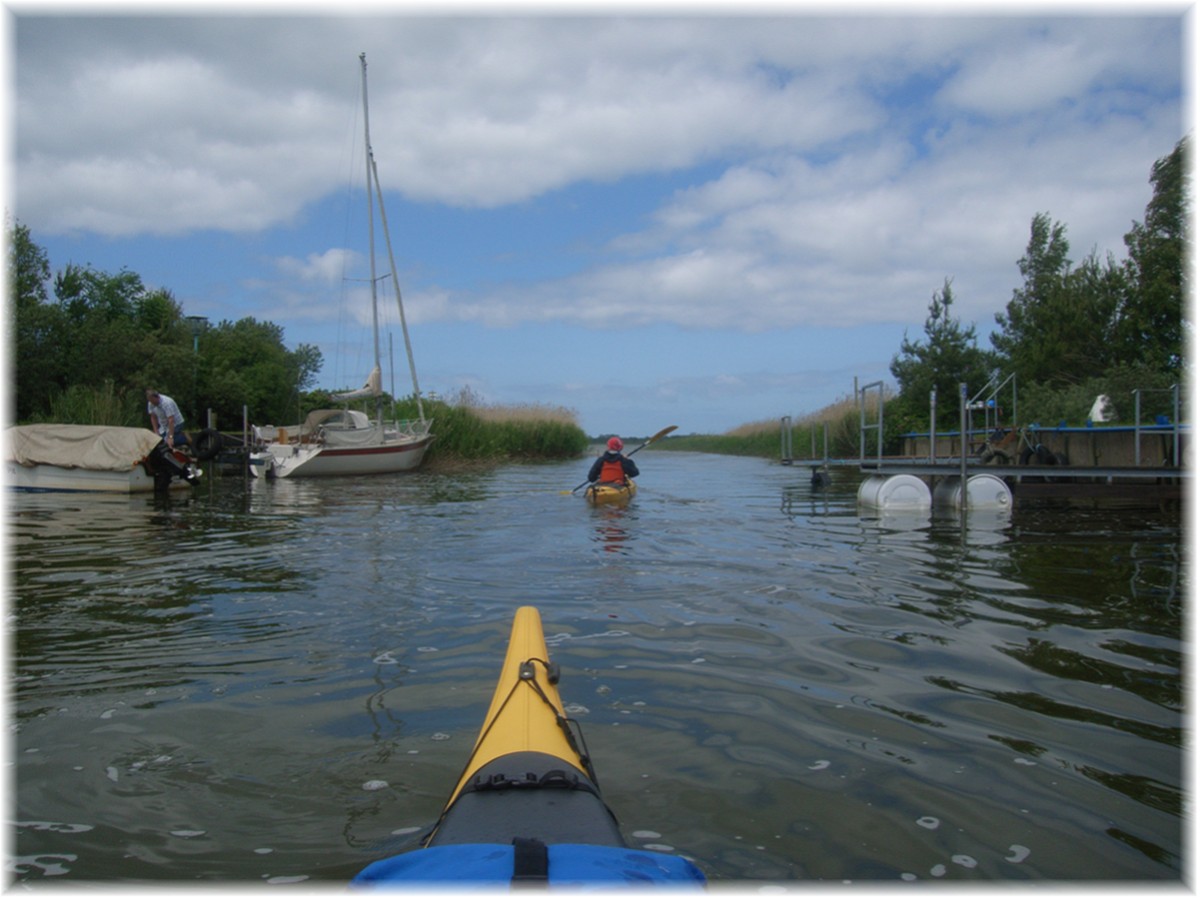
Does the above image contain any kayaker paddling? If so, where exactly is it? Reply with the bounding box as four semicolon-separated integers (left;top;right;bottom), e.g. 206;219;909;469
587;436;639;486
563;426;677;499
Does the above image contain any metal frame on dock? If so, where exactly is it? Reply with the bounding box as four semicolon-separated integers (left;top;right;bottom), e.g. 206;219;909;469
780;379;1189;500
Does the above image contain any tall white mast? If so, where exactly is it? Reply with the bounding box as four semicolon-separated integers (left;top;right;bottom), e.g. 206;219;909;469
359;53;384;425
359;52;426;424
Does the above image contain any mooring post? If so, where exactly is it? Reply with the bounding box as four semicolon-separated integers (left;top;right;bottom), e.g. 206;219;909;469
929;388;937;463
959;383;968;484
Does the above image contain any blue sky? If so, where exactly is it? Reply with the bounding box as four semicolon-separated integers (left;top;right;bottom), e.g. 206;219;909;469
8;6;1188;436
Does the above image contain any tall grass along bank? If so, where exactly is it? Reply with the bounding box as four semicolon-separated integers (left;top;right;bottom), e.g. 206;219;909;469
662;395;865;460
392;397;589;464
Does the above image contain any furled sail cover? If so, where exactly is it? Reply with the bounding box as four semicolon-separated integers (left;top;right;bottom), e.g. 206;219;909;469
333;365;383;401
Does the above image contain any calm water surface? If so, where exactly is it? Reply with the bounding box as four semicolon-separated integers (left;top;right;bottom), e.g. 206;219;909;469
8;451;1185;887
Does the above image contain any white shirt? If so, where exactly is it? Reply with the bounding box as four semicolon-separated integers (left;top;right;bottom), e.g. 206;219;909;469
147;394;185;436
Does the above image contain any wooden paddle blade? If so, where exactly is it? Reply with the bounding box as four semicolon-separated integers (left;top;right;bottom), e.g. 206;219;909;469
648;425;678;443
628;425;678;456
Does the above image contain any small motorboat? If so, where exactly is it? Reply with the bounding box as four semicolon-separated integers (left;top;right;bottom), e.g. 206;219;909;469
6;424;202;493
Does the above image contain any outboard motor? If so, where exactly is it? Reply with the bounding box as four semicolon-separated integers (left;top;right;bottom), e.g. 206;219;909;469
147;441;203;491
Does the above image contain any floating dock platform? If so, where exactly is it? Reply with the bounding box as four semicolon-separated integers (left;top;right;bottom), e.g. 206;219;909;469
783;422;1188;509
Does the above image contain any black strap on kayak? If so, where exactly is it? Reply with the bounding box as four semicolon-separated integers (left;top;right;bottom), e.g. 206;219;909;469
464;767;602;798
511;836;549;885
519;658;599;787
423;656;602;848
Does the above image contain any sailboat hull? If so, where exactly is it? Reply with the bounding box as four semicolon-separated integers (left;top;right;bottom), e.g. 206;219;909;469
252;433;433;478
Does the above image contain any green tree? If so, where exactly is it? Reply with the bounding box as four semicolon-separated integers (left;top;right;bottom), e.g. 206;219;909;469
51;263;193;399
137;288;183;334
8;223;325;428
199;317;323;427
9;220;49;308
890;278;995;431
8;221;63;420
991;212;1076;385
1114;136;1189;374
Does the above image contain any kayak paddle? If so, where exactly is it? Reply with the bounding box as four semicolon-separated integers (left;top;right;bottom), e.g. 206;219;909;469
565;425;678;494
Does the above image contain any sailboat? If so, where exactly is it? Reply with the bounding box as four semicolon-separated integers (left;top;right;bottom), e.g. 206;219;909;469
252;53;433;479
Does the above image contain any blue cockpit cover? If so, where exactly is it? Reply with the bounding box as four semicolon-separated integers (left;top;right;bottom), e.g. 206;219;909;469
352;843;706;888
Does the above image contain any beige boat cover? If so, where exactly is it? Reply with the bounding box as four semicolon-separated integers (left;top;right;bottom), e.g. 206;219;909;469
6;424;162;471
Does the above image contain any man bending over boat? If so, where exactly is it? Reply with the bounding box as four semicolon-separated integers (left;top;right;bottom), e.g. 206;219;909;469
145;389;189;450
588;437;639;485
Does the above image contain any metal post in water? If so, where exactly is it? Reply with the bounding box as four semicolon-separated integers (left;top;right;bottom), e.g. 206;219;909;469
1134;389;1142;466
243;404;249;484
858;380;864;461
929;388;937;463
1173;383;1180;467
959;383;968;484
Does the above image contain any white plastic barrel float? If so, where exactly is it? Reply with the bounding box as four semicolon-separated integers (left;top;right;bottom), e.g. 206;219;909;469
856;474;932;511
931;473;1013;510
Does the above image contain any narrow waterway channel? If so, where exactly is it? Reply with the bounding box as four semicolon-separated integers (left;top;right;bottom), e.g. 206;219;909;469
9;451;1184;886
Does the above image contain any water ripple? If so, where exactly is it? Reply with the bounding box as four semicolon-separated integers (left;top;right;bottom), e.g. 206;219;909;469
9;454;1183;884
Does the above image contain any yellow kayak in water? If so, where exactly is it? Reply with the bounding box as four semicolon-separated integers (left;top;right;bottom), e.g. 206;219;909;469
435;604;600;827
352;606;705;887
584;480;637;506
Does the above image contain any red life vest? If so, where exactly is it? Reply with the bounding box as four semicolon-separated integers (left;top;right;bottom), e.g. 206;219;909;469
599;457;627;483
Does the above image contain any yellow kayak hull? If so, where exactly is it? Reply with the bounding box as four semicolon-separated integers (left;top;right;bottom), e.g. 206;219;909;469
444;606;584;808
423;606;623;848
352;606;707;885
584;480;636;506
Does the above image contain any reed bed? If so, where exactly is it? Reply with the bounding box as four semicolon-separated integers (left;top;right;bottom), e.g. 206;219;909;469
34;381;142;427
393;395;590;462
660;394;867;459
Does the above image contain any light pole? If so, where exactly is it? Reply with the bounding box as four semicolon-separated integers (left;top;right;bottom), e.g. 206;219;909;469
185;316;208;421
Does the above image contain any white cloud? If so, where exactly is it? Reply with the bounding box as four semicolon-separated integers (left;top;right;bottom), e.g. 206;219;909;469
12;13;1184;343
275;248;360;286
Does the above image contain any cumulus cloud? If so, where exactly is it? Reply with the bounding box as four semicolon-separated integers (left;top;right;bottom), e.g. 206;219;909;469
13;13;1183;343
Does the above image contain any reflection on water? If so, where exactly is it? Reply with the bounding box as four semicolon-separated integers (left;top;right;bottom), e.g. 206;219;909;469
591;505;637;554
8;454;1184;885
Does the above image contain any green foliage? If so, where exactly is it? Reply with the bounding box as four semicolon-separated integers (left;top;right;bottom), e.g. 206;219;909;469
991;212;1122;386
200;317;323;427
1115;136;1188;374
10;221;62;420
705;139;1188;451
1018;364;1183;428
890;279;995;434
9;220;324;431
893;138;1187;436
33;381;141;427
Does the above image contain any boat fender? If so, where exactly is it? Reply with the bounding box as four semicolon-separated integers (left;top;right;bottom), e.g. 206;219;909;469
351;843;707;887
193;428;224;462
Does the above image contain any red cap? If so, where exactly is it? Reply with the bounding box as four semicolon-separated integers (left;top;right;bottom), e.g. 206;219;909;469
607;437;623;451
